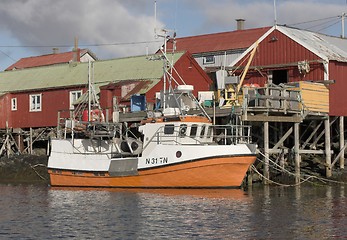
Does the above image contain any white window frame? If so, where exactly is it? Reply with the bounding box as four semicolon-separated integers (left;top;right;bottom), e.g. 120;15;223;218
203;55;215;65
11;98;17;111
29;94;42;112
69;90;83;110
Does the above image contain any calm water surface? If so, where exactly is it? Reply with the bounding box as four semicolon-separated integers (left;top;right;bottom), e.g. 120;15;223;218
0;184;346;239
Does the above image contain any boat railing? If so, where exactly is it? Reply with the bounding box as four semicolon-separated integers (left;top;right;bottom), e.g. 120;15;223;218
58;118;124;139
146;124;252;146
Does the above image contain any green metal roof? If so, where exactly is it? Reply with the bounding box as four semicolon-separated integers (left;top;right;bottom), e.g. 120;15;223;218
0;52;185;94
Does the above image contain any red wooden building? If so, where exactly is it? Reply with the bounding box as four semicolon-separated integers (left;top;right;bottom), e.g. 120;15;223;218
0;51;211;129
172;25;347;116
5;49;97;71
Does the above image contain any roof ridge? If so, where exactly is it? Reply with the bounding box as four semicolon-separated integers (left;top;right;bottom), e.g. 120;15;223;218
176;26;272;39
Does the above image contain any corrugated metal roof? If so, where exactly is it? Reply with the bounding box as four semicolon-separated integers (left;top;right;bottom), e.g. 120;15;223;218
229;25;347;67
5;49;94;71
0;52;185;94
277;26;347;62
169;27;271;54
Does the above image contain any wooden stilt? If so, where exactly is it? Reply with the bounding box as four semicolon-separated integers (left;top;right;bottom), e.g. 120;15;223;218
279;123;285;169
264;121;269;184
294;122;300;184
340;116;345;169
325;118;332;177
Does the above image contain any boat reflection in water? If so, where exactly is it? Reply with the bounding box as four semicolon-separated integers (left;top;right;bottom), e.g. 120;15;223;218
50;187;249;200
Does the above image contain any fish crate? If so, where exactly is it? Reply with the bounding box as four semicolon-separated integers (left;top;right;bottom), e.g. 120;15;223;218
289;81;329;113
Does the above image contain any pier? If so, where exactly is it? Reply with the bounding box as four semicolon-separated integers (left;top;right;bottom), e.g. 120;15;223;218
0;81;345;185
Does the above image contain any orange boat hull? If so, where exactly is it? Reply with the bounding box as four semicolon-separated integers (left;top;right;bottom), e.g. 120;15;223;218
48;155;256;188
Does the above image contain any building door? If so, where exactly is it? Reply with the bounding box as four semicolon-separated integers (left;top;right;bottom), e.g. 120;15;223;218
272;70;288;85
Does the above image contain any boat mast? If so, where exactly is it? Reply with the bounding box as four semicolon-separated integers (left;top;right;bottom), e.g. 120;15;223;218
88;60;92;122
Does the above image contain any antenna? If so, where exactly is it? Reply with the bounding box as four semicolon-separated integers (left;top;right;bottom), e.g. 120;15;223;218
342;12;346;38
273;0;277;26
154;1;158;38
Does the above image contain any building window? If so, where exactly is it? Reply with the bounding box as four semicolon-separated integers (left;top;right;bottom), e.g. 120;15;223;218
203;55;215;65
69;90;83;109
29;94;42;112
11;98;17;111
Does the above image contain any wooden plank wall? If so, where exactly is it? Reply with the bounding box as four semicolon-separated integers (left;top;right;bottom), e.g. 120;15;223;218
299;82;329;113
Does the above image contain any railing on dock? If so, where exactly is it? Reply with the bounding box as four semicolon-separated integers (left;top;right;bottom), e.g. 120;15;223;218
241;82;329;116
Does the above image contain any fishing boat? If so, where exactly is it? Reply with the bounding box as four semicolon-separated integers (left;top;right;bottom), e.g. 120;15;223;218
47;30;257;189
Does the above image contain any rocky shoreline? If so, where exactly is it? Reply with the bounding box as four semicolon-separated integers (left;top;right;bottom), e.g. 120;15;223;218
0;155;49;185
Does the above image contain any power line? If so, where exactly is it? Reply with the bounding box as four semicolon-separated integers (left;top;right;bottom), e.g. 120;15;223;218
0;49;17;62
316;19;341;32
304;17;341;30
288;15;339;27
0;40;162;48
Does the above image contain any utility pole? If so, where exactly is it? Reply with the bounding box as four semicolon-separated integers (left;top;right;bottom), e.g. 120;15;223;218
342;13;346;38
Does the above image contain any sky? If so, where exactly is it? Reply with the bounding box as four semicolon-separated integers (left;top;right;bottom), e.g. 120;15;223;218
0;0;347;71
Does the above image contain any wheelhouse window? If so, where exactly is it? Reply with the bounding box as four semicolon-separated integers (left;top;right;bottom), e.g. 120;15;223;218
29;94;42;112
179;124;188;137
164;124;175;135
190;124;198;137
200;125;206;138
207;126;213;138
11;98;17;111
203;55;215;65
69;90;83;110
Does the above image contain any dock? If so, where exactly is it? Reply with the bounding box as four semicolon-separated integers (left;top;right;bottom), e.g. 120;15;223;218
0;81;345;185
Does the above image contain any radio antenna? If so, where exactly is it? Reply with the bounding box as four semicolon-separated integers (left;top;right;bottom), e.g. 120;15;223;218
154;1;158;38
274;0;277;26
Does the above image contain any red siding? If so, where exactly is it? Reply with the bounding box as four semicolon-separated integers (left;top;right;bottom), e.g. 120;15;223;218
329;61;347;116
0;87;85;129
236;29;325;86
146;52;213;102
0;95;10;128
1;52;212;129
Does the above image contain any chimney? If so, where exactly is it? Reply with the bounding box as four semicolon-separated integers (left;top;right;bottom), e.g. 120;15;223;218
236;19;245;30
73;36;79;62
52;48;59;54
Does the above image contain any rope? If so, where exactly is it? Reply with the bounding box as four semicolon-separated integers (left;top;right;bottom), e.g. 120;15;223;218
251;165;316;187
29;164;47;181
254;149;347;186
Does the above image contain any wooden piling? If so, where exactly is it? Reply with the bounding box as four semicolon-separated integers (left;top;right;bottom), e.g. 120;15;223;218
294;122;300;184
263;121;269;184
340;116;345;169
325;118;332;177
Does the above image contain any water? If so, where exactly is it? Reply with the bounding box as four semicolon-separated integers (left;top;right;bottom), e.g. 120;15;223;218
0;184;346;239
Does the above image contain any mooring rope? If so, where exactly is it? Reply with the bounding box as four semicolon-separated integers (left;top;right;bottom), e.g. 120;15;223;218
254;149;347;186
29;164;47;181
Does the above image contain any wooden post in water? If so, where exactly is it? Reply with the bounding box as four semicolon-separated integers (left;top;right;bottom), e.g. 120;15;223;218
263;121;269;184
294;122;300;184
340;116;345;169
325;118;332;177
279;122;285;169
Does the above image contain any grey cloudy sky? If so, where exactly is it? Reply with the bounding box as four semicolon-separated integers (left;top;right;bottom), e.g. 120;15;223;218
0;0;346;70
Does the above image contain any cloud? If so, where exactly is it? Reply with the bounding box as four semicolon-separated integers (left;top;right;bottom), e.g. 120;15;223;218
190;0;346;34
0;0;346;71
0;0;164;61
